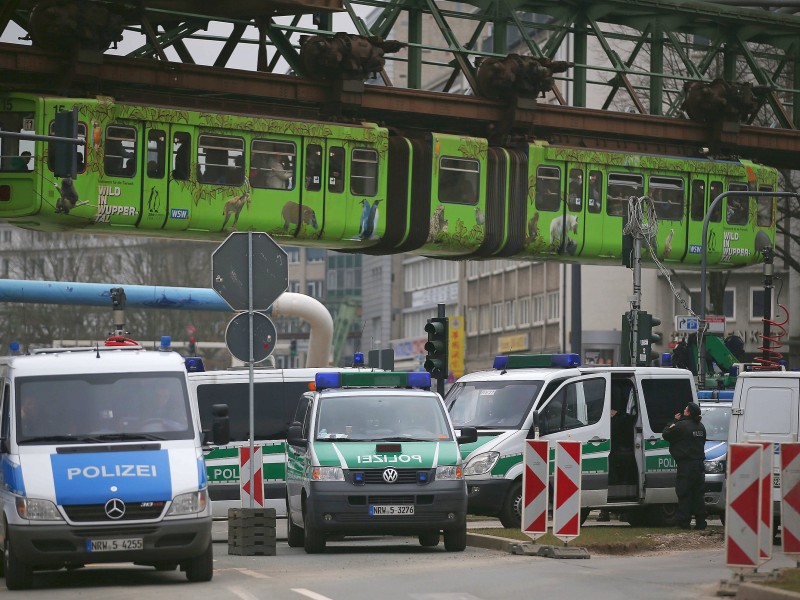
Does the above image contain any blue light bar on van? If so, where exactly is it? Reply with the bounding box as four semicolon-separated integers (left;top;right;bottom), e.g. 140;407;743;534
353;352;365;367
315;371;432;391
697;390;734;400
185;357;205;373
493;354;581;370
661;353;672;367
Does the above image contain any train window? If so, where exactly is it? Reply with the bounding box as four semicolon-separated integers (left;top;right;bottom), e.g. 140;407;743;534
46;120;87;175
649;176;684;221
709;181;722;222
197;134;244;186
535;166;561;211
2;112;35;172
757;186;774;227
607;173;643;217
251;139;295;190
351;148;378;196
172;132;191;181
690;180;705;221
439;157;479;205
587;170;602;214
726;182;749;225
306;144;322;191
328;147;345;193
567;168;583;212
146;130;165;179
104;125;137;178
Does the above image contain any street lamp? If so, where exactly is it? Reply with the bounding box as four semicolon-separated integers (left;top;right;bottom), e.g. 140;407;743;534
699;190;797;388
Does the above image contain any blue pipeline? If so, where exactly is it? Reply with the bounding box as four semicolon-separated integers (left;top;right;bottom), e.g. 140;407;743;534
0;279;231;312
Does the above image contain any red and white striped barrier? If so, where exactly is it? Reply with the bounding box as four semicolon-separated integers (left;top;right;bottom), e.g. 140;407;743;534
725;443;762;569
522;440;549;541
239;445;264;507
780;443;800;556
757;442;774;564
552;440;582;542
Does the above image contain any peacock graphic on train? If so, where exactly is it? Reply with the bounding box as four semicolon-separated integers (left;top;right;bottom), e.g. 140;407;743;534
0;93;777;269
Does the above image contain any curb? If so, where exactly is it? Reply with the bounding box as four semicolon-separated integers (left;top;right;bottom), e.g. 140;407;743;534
737;582;800;600
465;532;517;552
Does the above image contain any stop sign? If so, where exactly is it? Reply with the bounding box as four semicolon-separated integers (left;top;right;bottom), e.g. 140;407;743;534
212;232;288;311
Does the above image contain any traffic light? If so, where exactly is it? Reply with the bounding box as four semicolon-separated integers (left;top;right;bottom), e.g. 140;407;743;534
53;108;78;179
423;317;449;379
290;339;297;357
637;312;662;366
187;337;197;355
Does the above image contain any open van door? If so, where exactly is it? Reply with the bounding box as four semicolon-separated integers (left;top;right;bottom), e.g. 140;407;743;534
535;373;611;508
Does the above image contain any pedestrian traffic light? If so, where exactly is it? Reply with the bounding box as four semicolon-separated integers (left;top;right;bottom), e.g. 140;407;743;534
423;317;449;379
187;337;197;355
637;312;662;366
290;339;297;357
53;108;78;179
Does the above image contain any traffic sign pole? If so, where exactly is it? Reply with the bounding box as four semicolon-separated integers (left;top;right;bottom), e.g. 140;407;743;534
248;233;255;508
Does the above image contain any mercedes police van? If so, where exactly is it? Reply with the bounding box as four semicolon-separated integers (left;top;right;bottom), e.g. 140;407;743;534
285;371;477;553
0;338;221;590
445;353;699;528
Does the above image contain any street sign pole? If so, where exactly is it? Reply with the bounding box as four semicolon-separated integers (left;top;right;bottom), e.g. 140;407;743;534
248;233;255;508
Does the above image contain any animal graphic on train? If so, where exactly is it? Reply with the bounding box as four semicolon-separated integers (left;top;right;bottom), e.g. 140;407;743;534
0;92;779;270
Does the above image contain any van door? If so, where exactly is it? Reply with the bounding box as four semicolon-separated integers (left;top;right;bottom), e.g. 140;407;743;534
536;373;610;507
734;378;799;447
286;393;313;522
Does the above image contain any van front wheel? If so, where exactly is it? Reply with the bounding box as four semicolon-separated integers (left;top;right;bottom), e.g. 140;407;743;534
4;533;33;590
184;542;213;582
443;525;467;551
303;511;326;554
499;481;522;529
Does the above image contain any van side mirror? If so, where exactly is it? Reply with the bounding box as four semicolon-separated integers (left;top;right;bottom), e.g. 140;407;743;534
287;424;307;448
529;412;541;439
211;403;230;446
457;426;477;445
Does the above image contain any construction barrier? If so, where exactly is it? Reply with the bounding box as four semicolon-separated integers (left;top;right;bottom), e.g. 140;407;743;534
725;443;762;569
757;441;774;564
522;439;549;540
239;445;264;507
552;440;582;543
780;443;800;556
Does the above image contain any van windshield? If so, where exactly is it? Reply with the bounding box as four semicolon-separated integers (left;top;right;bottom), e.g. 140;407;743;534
701;404;731;442
316;394;452;441
446;381;542;429
16;373;193;444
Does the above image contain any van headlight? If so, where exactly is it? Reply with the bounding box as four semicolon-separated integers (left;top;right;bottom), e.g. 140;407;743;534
16;497;63;521
312;467;344;481
167;490;208;516
463;452;500;476
436;465;463;480
704;459;726;474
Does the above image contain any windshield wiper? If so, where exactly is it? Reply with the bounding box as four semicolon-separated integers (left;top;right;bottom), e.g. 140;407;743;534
92;433;166;441
375;436;431;442
21;435;104;444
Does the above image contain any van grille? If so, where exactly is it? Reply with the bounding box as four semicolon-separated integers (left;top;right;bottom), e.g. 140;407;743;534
349;468;432;485
63;501;166;522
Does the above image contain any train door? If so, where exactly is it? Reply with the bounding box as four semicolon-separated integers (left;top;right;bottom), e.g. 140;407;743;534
599;172;643;259
343;142;383;243
580;168;604;257
530;162;565;258
703;179;725;265
98;120;142;228
296;139;325;241
564;164;587;256
684;176;712;267
163;126;193;232
138;126;169;229
318;143;347;242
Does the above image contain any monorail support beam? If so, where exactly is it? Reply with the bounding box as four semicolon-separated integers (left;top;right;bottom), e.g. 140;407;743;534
650;26;663;117
408;9;422;90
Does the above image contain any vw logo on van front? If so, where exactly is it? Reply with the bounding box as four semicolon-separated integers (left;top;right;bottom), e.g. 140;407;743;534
382;467;399;483
104;498;126;520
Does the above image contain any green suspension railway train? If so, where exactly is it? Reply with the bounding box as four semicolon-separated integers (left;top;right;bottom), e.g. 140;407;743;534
0;93;778;268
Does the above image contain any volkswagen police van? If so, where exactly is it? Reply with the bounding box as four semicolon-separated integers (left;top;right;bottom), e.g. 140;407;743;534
285;371;477;553
445;353;699;528
0;338;220;590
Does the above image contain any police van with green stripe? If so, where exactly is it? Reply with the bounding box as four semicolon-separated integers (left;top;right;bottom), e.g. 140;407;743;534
285;370;477;553
445;354;698;527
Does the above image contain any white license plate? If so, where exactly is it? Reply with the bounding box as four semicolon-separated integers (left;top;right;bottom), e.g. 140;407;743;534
774;476;781;487
370;504;414;516
87;537;143;552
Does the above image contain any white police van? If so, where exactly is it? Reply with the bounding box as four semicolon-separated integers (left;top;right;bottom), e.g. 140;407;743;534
697;390;733;524
0;338;221;589
187;360;383;518
285;370;477;553
445;353;699;527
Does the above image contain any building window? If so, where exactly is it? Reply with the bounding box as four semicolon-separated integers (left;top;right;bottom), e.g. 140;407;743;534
327;270;337;290
518;297;530;326
547;291;560;321
467;307;478;335
479;305;489;333
492;303;503;332
306;280;323;298
751;288;765;321
286;247;300;264
288;280;300;293
533;295;544;324
690;289;734;319
306;248;325;263
505;300;516;329
467;261;480;279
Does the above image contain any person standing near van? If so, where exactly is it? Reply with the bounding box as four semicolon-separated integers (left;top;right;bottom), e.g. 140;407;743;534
662;402;707;530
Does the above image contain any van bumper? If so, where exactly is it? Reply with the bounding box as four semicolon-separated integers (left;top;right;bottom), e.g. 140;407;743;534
703;472;726;515
306;480;467;535
464;478;513;516
8;516;212;568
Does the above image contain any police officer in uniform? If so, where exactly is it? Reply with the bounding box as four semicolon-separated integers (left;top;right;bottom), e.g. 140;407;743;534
663;402;707;530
